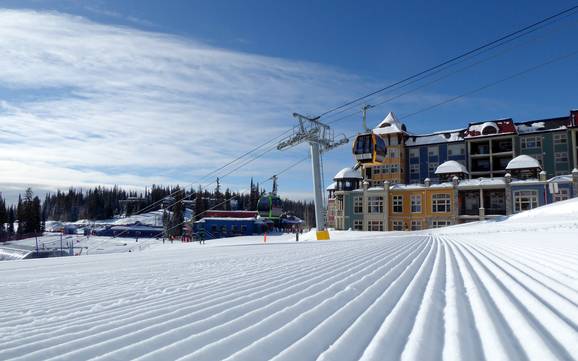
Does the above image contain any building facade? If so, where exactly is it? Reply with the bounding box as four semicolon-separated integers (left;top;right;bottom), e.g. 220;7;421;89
330;110;578;231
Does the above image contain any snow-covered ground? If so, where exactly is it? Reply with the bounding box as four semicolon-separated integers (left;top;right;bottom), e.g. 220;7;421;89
1;200;577;360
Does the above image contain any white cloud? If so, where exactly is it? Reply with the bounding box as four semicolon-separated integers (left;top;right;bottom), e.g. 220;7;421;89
0;9;365;202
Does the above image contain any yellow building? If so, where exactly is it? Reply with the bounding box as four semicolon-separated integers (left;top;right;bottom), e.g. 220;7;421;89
388;183;454;231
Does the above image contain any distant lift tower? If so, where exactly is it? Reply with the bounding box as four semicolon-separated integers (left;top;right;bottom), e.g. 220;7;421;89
277;113;349;240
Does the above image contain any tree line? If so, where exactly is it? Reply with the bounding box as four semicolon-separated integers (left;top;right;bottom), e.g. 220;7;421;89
0;179;316;241
0;188;43;241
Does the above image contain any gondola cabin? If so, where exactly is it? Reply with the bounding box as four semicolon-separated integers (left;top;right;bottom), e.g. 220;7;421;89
352;133;386;165
257;193;283;220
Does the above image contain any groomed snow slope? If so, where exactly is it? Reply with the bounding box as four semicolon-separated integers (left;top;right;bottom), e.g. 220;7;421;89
1;202;578;360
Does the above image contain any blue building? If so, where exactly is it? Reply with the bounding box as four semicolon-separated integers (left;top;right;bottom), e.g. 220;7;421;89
193;217;264;240
95;222;164;238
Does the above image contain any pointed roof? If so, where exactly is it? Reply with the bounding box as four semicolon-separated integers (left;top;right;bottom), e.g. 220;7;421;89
506;155;541;170
373;112;406;135
435;160;469;175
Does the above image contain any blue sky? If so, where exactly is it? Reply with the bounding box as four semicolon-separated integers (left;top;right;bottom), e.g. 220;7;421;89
0;0;577;203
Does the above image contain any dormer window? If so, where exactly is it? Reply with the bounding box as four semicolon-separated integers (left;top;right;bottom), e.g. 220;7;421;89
481;122;498;135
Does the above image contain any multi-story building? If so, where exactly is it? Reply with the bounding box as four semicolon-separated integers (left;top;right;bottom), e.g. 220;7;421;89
329;110;578;231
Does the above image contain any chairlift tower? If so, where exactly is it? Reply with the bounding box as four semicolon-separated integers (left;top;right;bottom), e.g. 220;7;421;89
277;113;349;239
271;175;278;195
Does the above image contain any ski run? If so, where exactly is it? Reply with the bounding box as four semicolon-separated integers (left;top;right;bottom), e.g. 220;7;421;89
1;199;578;361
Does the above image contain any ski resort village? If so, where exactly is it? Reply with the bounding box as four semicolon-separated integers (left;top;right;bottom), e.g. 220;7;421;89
1;2;578;361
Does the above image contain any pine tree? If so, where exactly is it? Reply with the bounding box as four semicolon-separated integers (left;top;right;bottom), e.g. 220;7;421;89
194;186;204;221
214;178;224;210
7;206;15;237
169;187;184;237
224;189;232;210
16;194;23;237
32;196;42;234
0;194;7;241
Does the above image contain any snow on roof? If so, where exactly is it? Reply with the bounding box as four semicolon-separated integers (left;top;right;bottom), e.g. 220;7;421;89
405;129;464;146
510;179;544;185
515;116;572;134
481;121;499;133
326;182;337;191
506;155;541;170
429;182;454;189
197;217;256;222
517;124;567;134
547;174;573;183
435;160;469;175
390;183;426;190
457;177;506;189
333;167;362;180
372;112;406;135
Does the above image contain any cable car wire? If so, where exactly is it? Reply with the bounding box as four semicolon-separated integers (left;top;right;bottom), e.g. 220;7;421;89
316;4;578;119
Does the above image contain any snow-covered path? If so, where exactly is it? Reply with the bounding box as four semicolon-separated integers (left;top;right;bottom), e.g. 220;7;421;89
1;227;577;361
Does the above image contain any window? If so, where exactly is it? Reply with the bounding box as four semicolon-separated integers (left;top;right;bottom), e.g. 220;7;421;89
553;133;567;145
232;225;238;233
411;194;422;213
390;164;399;173
521;136;542;149
553;188;570;202
353;220;363;231
432;193;451;213
353;197;363;214
410;164;419;175
411;220;422;231
513;190;538;212
428;146;438;157
367;196;384;213
368;220;383;231
409;148;420;159
447;144;465;156
211;225;217;234
241;225;248;233
392;220;404;231
432;220;451;228
555;152;569;163
392;195;403;213
389;148;399;159
428;162;438;175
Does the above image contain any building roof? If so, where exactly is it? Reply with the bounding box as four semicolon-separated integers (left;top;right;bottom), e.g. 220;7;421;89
515;116;572;134
457;178;506;189
326;182;337;191
465;118;516;138
405;129;465;146
547;174;573;183
204;210;258;218
373;112;406;135
435;160;469;175
334;167;363;180
196;217;256;223
506;155;541;170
